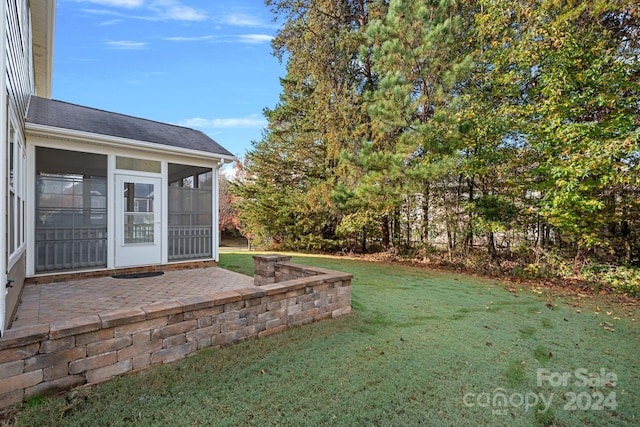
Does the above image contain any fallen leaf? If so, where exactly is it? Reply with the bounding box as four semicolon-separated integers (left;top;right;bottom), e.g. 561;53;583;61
606;311;613;316
604;350;610;355
604;327;615;332
596;305;601;312
486;342;493;347
501;351;507;355
604;321;614;327
380;351;385;355
576;309;581;313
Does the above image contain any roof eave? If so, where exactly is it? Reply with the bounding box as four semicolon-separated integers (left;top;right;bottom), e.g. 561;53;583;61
31;0;56;99
25;122;237;164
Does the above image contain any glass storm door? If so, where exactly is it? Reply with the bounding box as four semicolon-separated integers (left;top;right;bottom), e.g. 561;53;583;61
115;175;162;267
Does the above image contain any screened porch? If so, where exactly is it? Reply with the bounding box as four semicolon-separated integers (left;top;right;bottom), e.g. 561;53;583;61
34;147;216;274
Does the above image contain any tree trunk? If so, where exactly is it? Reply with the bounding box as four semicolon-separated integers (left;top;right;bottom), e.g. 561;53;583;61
621;220;632;263
422;184;430;244
381;215;390;250
573;245;589;274
487;231;498;261
464;176;475;253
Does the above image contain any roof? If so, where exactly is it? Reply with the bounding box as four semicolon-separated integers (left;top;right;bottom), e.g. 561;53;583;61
26;96;234;158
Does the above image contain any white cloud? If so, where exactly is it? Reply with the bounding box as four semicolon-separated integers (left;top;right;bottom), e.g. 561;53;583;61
98;18;124;26
72;0;144;8
106;40;147;49
72;0;207;21
163;34;272;45
163;35;216;42
180;115;267;129
238;34;273;44
222;13;263;27
150;1;206;21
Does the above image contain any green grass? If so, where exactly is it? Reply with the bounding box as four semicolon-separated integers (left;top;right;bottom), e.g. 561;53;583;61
13;253;640;426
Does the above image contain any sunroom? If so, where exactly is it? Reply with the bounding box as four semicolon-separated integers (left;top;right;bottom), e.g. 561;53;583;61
24;96;235;276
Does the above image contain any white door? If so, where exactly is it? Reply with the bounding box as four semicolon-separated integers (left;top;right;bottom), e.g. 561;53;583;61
114;174;162;267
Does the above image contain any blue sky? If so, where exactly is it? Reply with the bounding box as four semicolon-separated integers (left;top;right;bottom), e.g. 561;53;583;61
53;0;286;160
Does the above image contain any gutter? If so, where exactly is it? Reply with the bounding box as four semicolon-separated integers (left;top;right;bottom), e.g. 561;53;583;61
24;122;237;164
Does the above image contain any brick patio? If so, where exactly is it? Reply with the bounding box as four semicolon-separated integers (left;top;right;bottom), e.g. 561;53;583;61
10;266;257;329
0;257;352;409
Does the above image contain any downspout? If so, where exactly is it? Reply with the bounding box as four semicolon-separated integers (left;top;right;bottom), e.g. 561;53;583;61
0;1;8;336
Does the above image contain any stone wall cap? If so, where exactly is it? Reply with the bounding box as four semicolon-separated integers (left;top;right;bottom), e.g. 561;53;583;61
100;307;147;328
211;290;243;305
253;254;292;261
141;301;184;319
235;287;266;299
0;324;50;349
177;295;217;311
50;316;101;339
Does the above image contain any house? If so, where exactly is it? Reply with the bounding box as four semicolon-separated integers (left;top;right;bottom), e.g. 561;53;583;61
1;0;234;336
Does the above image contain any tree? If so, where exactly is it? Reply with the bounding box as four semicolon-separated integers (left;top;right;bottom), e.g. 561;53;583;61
472;0;640;265
233;0;384;250
218;174;240;233
345;0;473;252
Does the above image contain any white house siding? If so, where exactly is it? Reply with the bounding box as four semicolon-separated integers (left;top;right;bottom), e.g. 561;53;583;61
6;0;34;123
2;0;37;333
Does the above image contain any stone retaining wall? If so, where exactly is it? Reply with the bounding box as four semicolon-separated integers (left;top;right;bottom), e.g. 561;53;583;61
0;256;352;409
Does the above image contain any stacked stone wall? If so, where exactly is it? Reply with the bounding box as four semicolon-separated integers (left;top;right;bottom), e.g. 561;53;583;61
0;256;351;409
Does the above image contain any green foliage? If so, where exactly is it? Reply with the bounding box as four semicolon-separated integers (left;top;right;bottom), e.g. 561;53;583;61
235;0;640;269
582;264;640;296
470;194;519;233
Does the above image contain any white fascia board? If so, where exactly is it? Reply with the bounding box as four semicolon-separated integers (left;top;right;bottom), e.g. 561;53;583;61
25;122;237;164
44;1;56;99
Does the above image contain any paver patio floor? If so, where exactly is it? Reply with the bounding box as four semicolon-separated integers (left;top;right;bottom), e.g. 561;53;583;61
10;267;257;329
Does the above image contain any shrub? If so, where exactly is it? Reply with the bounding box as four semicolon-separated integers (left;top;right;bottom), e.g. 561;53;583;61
582;264;640;296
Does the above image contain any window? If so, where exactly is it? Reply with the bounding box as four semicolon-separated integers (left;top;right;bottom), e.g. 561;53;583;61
116;156;161;173
7;120;26;265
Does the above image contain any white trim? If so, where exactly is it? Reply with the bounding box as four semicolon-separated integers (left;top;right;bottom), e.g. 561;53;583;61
29;136;227;169
212;164;220;262
27;137;221;275
107;154;116;269
161;161;168;264
7;110;27;271
25;123;236;163
1;2;7;335
25;141;36;277
114;174;162;268
43;1;56;99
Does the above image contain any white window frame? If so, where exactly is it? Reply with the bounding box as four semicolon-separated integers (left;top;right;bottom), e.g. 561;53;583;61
7;114;26;269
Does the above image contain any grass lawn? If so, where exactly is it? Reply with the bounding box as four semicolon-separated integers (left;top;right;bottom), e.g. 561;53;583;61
11;253;639;426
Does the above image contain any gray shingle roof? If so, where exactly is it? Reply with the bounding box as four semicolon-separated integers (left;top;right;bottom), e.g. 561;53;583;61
26;96;234;157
